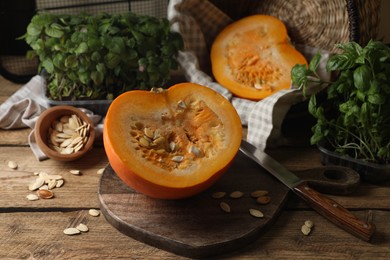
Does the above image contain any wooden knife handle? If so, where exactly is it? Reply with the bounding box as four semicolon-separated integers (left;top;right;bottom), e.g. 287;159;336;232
293;182;375;241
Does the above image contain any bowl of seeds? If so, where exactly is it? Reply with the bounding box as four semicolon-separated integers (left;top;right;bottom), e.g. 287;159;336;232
34;105;95;161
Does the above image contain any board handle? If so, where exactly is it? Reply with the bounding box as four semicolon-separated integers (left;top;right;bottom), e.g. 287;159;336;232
293;182;375;242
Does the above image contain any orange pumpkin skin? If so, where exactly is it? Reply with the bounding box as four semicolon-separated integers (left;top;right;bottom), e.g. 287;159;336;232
103;83;242;199
211;15;308;100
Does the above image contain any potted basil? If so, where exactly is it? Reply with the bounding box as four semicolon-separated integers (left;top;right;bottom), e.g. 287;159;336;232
20;12;183;114
291;40;390;183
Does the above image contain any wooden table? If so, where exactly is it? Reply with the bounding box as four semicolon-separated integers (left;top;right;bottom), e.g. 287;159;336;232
1;75;389;259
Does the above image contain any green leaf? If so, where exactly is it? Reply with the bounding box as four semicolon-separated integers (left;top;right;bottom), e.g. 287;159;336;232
105;52;121;69
45;26;64;38
309;52;322;73
65;55;78;68
353;65;371;90
42;59;54;73
27;23;42;36
75;42;88;54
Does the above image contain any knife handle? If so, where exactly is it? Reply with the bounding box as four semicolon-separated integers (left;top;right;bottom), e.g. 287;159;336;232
293;182;375;241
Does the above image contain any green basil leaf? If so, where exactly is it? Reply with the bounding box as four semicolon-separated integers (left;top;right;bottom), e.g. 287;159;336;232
75;42;88;54
42;59;54;73
353;65;371;90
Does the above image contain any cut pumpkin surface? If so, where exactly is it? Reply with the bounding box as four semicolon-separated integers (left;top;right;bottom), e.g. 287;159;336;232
103;83;242;199
211;15;308;100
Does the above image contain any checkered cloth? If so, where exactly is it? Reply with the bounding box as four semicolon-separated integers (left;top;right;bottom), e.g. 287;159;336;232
168;0;331;150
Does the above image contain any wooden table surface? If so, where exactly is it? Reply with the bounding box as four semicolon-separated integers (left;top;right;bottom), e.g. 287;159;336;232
1;75;389;259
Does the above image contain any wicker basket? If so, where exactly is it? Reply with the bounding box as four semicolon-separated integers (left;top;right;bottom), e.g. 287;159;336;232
208;0;381;53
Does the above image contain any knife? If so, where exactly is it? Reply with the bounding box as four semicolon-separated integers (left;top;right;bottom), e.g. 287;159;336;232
239;140;375;241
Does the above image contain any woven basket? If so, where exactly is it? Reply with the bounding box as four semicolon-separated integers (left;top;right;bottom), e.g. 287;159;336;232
211;0;381;53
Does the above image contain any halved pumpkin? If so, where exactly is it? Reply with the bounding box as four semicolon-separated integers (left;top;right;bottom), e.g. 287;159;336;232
103;82;242;199
211;15;308;100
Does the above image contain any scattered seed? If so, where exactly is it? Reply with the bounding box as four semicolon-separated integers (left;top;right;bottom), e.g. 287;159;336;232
76;223;89;232
301;224;312;236
28;177;45;191
8;161;18;169
26;194;39;201
63;227;81;236
304;220;314;229
144;127;155;139
229;191;244;199
39;185;49;190
70;169;80;175
256;196;271;205
89;209;100;217
97;168;104;175
56;179;64;188
37;189;54;199
47;179;57;190
220;202;231;213
169;141;176;152
212;191;226;199
251;190;269;198
249;208;264;218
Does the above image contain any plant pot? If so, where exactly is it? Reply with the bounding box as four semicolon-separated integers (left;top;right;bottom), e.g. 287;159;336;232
318;145;390;184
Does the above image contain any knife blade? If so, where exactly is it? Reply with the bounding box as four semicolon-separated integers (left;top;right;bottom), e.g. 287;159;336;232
239;140;375;241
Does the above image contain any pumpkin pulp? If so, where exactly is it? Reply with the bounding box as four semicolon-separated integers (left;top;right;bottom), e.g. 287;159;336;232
211;15;308;100
103;83;242;199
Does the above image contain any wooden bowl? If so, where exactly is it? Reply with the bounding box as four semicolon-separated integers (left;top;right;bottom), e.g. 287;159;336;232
34;105;96;161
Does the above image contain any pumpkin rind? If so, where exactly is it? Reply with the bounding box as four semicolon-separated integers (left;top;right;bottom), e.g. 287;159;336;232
103;83;242;199
211;15;308;100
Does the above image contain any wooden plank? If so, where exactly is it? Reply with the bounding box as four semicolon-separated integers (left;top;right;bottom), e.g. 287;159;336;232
0;128;30;145
0;146;108;209
0;210;388;259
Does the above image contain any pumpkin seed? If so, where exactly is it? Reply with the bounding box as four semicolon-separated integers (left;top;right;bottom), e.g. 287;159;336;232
177;100;187;109
8;160;18;169
56;179;64;188
220;202;231;213
256;196;271;205
63;227;81;236
26;194;39;201
169;142;176;152
37;189;54;199
229;191;244;199
97;168;104;175
139;137;150;147
89;209;100;217
249;208;264;218
301;224;312;236
304;220;314;229
144;127;155;139
251;190;269;198
70;169;80;175
28;177;45;191
171;155;184;163
212;191;226;199
76;223;89;232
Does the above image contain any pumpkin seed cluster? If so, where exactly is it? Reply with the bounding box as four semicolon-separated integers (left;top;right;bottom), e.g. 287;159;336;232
129;98;225;171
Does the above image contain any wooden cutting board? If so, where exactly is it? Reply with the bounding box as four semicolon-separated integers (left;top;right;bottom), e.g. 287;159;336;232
98;151;290;258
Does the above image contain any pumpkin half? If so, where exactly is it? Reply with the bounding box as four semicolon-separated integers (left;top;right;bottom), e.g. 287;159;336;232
103;83;242;199
211;15;308;100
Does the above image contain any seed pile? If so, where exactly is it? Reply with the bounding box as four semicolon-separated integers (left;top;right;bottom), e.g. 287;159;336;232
128;99;225;171
212;189;271;218
26;171;65;200
48;114;90;155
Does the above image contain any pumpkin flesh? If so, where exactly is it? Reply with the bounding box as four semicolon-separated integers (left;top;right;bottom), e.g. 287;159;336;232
103;83;242;199
211;15;308;100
